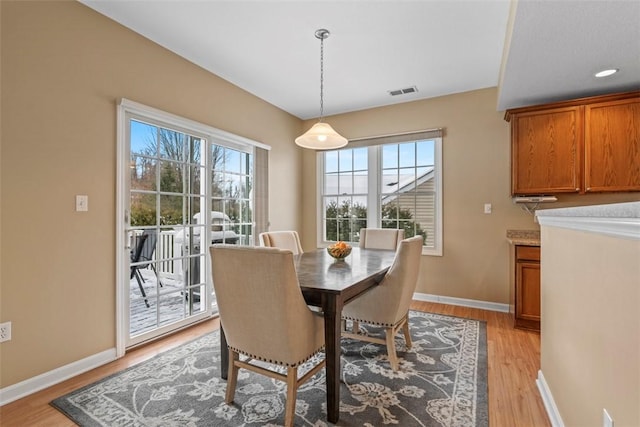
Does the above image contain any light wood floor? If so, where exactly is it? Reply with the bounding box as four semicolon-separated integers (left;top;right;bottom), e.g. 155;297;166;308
0;302;550;426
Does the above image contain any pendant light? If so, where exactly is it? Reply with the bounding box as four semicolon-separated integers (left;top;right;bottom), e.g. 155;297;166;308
295;29;348;150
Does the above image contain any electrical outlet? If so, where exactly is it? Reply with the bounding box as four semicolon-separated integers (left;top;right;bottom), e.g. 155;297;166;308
603;409;614;427
0;321;11;343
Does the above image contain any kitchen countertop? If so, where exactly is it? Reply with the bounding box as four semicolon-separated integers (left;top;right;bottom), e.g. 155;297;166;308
535;201;640;240
535;201;640;219
506;229;540;246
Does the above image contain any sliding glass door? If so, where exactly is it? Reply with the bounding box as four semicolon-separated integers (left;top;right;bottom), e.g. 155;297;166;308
119;101;256;349
127;118;210;346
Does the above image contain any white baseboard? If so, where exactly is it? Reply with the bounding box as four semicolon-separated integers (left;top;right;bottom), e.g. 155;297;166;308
413;292;509;313
0;348;117;406
536;370;564;427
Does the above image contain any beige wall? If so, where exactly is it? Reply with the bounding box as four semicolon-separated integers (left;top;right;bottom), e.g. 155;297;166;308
540;226;640;426
0;1;301;388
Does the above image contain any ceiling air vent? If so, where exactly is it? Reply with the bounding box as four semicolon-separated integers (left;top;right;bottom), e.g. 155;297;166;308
388;86;418;96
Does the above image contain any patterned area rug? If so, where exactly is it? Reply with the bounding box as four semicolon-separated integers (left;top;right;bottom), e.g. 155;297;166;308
52;311;488;426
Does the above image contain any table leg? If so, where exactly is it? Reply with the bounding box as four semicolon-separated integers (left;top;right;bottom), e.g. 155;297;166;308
220;325;228;380
323;294;343;424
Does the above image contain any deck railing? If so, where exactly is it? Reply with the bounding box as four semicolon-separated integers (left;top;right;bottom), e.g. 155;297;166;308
134;228;251;281
157;230;176;275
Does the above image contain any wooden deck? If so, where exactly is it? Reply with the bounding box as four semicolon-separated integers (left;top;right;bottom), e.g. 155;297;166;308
129;268;217;336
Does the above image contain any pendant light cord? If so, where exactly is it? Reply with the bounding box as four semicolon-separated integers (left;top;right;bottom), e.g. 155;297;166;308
314;28;330;122
319;34;325;121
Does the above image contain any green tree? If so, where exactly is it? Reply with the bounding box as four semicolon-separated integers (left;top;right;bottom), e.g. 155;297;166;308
130;126;229;226
381;203;427;242
325;200;426;243
325;200;367;242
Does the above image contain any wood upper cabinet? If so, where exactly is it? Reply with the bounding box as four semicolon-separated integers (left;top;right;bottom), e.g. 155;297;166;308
511;106;582;194
585;98;640;192
505;91;640;195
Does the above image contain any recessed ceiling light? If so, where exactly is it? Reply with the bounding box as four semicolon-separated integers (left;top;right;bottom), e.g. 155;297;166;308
595;69;619;78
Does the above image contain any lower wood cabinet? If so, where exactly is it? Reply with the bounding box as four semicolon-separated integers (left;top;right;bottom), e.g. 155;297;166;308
511;245;541;331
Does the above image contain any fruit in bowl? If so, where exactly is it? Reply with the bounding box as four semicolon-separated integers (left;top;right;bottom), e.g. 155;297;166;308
327;241;352;260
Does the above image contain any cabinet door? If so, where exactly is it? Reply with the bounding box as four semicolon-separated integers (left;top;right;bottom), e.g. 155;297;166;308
585;97;640;192
511;107;583;194
516;260;541;324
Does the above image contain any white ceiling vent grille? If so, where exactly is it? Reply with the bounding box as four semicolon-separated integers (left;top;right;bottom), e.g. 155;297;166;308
388;86;418;96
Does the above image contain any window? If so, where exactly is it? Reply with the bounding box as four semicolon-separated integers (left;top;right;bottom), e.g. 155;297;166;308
319;130;443;256
322;147;369;243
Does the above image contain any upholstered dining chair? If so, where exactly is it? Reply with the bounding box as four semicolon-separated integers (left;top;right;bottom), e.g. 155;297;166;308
259;230;304;255
342;235;423;371
210;244;325;427
358;228;405;250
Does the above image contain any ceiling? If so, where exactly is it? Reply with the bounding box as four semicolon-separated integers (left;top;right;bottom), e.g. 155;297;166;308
80;0;640;119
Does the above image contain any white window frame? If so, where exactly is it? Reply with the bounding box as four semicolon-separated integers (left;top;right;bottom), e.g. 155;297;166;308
317;133;443;256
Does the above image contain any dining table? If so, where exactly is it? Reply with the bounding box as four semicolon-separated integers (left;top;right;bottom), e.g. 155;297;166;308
218;246;397;424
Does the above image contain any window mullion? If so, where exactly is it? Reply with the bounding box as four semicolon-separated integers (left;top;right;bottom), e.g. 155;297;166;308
367;147;379;227
202;138;211;261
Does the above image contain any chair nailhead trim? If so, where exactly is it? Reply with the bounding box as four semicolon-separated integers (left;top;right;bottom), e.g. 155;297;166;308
342;316;394;328
229;345;326;368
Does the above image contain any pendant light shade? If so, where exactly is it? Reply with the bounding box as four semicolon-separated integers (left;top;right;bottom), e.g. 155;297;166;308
295;122;348;149
295;29;348;150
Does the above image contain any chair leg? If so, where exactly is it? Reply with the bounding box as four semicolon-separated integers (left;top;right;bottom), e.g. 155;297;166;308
402;317;412;349
284;366;298;427
133;268;150;308
385;327;399;371
225;349;239;404
150;264;163;287
351;320;359;334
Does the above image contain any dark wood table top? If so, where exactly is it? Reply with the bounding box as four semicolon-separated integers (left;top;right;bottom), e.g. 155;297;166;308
294;247;397;305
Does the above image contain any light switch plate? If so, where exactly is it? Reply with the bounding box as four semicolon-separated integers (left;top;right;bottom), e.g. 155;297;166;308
484;203;492;214
76;195;89;212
